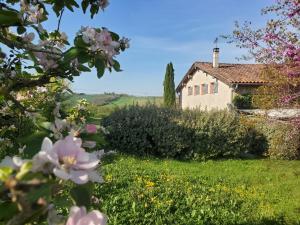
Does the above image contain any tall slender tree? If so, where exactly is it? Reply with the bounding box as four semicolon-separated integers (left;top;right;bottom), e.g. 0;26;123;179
163;62;176;107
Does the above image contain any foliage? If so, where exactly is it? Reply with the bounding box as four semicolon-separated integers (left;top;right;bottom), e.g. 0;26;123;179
241;116;300;160
225;0;300;107
0;102;35;159
102;105;192;158
233;94;253;109
66;99;91;126
0;0;129;112
163;62;176;107
252;67;300;109
95;155;300;225
179;110;258;160
102;105;261;160
0;0;128;224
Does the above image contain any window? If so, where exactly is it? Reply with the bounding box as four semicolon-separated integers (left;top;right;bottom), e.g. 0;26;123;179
194;85;200;95
201;84;208;95
188;86;193;96
214;81;218;93
210;83;214;94
210;82;219;94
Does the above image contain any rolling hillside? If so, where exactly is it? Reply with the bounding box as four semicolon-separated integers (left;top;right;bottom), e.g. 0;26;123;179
66;93;163;107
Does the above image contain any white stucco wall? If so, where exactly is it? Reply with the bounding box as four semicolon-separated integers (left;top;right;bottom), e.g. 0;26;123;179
180;70;233;110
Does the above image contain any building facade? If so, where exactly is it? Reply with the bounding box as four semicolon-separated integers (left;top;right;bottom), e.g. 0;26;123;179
176;49;266;110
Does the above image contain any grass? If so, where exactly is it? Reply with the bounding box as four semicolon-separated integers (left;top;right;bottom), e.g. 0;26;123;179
95;155;300;225
12;98;300;224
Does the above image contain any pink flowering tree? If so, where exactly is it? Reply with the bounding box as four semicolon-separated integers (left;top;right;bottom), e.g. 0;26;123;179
225;0;300;108
0;0;128;224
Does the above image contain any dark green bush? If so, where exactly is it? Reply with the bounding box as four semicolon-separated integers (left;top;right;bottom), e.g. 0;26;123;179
233;94;253;109
102;105;259;160
102;105;192;158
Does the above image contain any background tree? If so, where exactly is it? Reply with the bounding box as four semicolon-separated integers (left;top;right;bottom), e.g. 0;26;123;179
163;62;176;107
225;0;300;109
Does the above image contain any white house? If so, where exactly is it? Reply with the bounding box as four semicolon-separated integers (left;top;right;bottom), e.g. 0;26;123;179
176;48;266;110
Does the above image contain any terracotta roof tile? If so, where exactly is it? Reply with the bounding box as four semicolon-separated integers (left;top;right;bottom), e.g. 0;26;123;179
176;62;267;92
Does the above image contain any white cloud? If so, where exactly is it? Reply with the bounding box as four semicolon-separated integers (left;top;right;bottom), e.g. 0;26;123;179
131;35;252;63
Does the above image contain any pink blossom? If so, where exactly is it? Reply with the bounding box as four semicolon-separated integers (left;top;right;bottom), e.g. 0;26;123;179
22;32;35;42
32;136;103;184
66;206;107;225
86;124;97;134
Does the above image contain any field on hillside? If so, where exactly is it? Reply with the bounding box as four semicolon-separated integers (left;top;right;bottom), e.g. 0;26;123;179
96;155;300;225
66;93;163;107
65;93;163;119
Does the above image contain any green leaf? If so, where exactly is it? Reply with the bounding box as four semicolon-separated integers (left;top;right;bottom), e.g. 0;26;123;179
0;202;18;221
81;0;89;13
95;57;106;78
88;60;94;68
16;161;32;180
63;47;79;62
0;167;13;182
0;9;21;26
74;36;89;48
35;66;43;73
77;51;89;64
70;184;93;209
112;60;122;72
17;26;26;35
26;183;53;204
52;3;64;17
78;65;91;72
110;31;120;41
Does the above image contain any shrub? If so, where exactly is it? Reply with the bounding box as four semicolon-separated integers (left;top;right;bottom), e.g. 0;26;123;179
102;105;192;158
179;110;255;159
241;116;300;160
102;105;259;160
233;94;253;109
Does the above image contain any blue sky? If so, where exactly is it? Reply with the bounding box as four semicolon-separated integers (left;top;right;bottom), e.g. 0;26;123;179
47;0;273;96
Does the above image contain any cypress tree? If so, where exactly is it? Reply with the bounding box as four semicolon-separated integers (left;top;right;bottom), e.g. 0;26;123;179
163;62;176;107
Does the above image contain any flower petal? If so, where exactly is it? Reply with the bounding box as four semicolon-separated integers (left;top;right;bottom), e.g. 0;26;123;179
53;168;70;180
41;137;53;152
69;170;89;184
66;206;87;225
78;210;107;225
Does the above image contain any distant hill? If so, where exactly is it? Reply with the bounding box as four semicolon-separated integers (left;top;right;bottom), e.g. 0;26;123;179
65;93;163;107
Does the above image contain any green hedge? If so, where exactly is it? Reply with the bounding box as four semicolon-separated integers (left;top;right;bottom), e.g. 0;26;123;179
102;105;261;160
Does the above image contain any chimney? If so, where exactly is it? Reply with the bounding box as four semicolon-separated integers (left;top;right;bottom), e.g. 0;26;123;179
213;48;219;68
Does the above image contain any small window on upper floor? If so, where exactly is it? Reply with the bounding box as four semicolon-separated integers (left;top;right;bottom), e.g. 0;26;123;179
188;86;193;96
210;82;218;94
201;84;208;95
194;85;200;95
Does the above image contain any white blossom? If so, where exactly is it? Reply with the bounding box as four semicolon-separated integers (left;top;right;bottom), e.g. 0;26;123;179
32;136;103;184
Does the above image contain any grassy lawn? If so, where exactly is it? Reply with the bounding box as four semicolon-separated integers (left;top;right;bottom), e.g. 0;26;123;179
95;155;300;225
14;102;300;225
